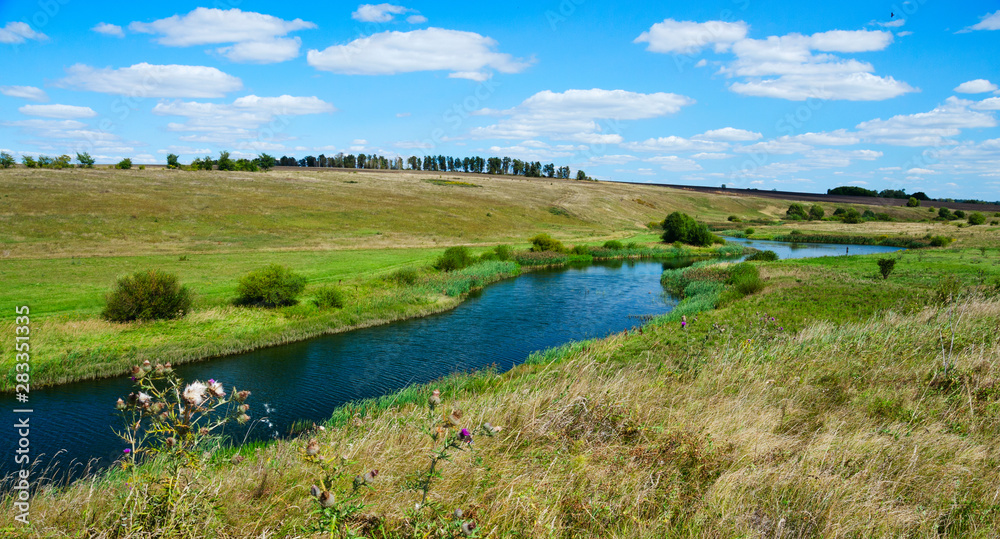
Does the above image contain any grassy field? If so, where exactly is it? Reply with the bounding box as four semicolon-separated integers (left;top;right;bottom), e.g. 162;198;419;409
5;230;1000;537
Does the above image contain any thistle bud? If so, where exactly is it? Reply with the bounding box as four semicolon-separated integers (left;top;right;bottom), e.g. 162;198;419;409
318;490;336;508
305;439;320;457
454;508;464;519
429;389;441;410
199;427;210;436
236;390;251;402
141;360;152;372
231;454;245;465
237;413;250;424
461;522;476;536
116;398;127;411
239;404;250;413
165;437;176;448
163;363;172;371
310;484;321;498
154;363;165;374
447;409;463;426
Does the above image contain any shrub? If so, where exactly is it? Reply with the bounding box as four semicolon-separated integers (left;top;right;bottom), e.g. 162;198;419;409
603;240;624;250
877;258;896;280
809;204;825;220
661;212;716;246
719;263;765;304
646;221;662;230
968;212;986;225
235;264;307;307
727;215;741;222
833;207;847;216
166;153;180;169
745;250;778;262
493;244;512;261
938;207;954;220
75;152;95;168
745;227;755;236
390;267;420;285
789;229;803;236
785;203;808;220
0;151;14;168
930;236;953;247
434;246;474;271
312;285;345;309
862;209;876;220
529;233;567;253
116;158;132;170
954;209;966;219
571;244;590;255
21;155;37;168
102;269;192;322
216;151;236;171
842;208;863;224
906;197;920;207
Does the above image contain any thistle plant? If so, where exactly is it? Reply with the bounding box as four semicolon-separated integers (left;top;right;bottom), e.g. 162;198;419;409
303;438;378;537
113;360;251;469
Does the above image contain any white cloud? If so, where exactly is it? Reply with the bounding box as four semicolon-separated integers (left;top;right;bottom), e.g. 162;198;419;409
634;19;748;54
694;127;761;141
407;15;428;24
876;18;905;28
153;95;335;143
396;112;411;117
782;130;861;146
469;89;693;144
734;140;813;155
897;31;913;37
906;167;938;175
955;79;998;94
307;28;530;80
92;23;124;37
691;152;733;160
0;85;48;102
965;10;1000;32
484;141;584;162
353;4;408;22
129;8;314;63
645;155;702;171
0;22;47;44
621;136;727;153
57;63;243;98
855;97;996;146
19;104;97;119
972;97;1000;111
217;37;303;63
586;154;635;165
641;24;918;101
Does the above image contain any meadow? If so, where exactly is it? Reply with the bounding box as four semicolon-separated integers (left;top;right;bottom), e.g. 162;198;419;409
3;167;1000;537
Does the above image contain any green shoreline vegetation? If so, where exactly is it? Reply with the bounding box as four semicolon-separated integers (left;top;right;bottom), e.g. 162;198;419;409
4;168;1000;536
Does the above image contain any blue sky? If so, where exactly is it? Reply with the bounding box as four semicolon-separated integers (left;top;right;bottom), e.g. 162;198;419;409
1;0;999;199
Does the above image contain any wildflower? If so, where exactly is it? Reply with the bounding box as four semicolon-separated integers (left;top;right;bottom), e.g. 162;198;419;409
136;392;152;407
318;490;336;508
447;409;463;426
434;426;447;440
115;398;127;411
483;422;501;435
429;389;441;410
207;379;226;398
123;448;131;454
199;427;210;436
461;521;476;536
235;390;251;402
163;363;172;371
183;381;208;406
459;428;473;444
353;469;378;489
454;508;464;519
141;360;152;373
154;363;165;374
165;437;176;448
237;413;251;424
306;439;320;457
310;485;321;498
231;454;245;465
149;402;164;414
681;315;687;329
238;403;250;413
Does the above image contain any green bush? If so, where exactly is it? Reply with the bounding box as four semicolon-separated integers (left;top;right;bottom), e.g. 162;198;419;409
906;197;920;207
968;212;986;225
312;285;345;309
877;258;896;280
571;245;590;255
954;210;967;219
719;263;765;304
727;215;741;222
21;156;37;168
529;233;567;253
602;240;624;250
0;152;14;168
785;203;808;220
809;204;825;220
661;212;715;246
235;264;307;307
390;267;420;285
842;208;863;224
745;250;778;262
938;207;954;220
862;209;876;220
493;244;513;261
744;227;755;236
102;270;192;322
116;158;132;170
434;246;474;271
930;236;953;247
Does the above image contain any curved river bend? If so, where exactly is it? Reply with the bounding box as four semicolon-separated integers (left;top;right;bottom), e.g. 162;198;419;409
2;241;902;480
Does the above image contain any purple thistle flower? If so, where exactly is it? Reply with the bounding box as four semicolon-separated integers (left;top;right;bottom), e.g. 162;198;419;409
459;428;473;443
123;448;131;454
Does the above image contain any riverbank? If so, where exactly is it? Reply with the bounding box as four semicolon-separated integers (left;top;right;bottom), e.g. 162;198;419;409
8;239;1000;537
0;242;739;391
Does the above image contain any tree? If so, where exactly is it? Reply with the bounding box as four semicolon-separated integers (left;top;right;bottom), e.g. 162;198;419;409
968;212;986;225
166;154;180;169
53;155;72;169
808;204;825;220
938;207;954;220
661;212;715;246
256;153;276;171
828;186;878;197
37;155;53;167
575;169;589;181
21;155;37;168
906;197;920;207
76;152;95;168
877;258;896;280
216;151;235;171
116;158;132;170
785;203;809;220
841;208;862;224
0;152;14;168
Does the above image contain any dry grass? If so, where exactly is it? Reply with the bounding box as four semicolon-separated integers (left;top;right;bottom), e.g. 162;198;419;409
9;294;1000;537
